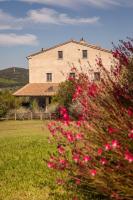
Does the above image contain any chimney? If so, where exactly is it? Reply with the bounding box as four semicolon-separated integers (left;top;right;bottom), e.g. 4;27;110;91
80;37;87;44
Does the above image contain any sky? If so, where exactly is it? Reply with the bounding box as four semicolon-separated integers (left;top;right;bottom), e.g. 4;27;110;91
0;0;133;69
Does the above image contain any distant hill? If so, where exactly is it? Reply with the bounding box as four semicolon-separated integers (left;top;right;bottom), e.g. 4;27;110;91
0;67;29;89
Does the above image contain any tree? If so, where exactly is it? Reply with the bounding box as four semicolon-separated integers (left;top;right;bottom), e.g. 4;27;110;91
53;79;76;108
0;90;21;118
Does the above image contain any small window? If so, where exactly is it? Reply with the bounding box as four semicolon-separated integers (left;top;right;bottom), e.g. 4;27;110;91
82;50;88;59
94;72;100;81
69;72;75;79
58;51;63;59
46;73;52;82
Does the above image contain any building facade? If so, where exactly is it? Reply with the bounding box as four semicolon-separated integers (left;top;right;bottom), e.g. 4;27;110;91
14;38;113;109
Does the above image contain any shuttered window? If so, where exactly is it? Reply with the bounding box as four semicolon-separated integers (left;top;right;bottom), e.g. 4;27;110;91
82;50;88;58
58;51;63;59
46;73;52;82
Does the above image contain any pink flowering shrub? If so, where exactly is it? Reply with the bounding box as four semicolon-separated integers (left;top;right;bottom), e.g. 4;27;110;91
47;39;133;200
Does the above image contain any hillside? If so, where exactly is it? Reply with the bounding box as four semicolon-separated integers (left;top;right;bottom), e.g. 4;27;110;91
0;67;29;89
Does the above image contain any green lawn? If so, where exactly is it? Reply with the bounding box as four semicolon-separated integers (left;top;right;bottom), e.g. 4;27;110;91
0;120;107;200
0;120;68;200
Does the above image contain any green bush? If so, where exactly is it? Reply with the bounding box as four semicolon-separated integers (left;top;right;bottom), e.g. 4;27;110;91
53;80;76;108
47;39;133;200
30;98;40;112
0;90;22;118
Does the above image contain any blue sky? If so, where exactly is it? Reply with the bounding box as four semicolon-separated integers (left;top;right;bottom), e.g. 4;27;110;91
0;0;133;69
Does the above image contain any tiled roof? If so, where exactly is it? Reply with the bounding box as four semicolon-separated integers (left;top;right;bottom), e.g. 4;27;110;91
13;83;59;96
27;39;111;58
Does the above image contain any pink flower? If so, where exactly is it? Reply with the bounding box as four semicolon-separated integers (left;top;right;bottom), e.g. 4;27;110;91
76;86;82;94
76;133;83;140
128;129;133;139
63;113;70;121
75;179;80;185
90;169;97;176
88;83;98;97
47;161;55;169
111;192;120;200
83;155;91;162
59;159;68;169
76;121;81;127
67;132;75;143
73;154;80;163
100;158;107;165
51;130;56;136
105;143;111;151
72;86;82;101
125;151;133;163
112;140;119;149
108;126;118;134
97;148;103;156
58;145;65;154
56;179;64;185
127;108;133;117
113;49;120;59
59;159;66;165
59;107;70;121
60;107;67;115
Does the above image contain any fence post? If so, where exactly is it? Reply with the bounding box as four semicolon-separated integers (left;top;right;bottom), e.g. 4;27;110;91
30;112;33;120
49;113;51;120
40;113;42;120
15;112;17;120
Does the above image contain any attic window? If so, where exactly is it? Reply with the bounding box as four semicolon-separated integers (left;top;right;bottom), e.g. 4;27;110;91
82;50;88;59
58;51;63;59
46;73;52;82
94;72;100;81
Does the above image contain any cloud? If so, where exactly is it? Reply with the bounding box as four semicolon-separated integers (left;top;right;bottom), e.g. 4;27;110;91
27;8;100;25
0;33;38;46
89;0;133;7
0;8;100;30
0;9;23;30
20;0;133;8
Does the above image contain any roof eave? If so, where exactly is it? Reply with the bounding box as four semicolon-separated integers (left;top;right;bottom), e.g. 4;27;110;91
27;39;111;58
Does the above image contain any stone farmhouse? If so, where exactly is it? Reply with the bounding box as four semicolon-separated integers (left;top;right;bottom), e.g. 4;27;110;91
14;38;113;109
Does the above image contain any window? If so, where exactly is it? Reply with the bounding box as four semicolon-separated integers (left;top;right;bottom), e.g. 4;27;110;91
58;51;63;59
82;50;88;59
94;72;100;81
46;73;52;82
69;72;75;79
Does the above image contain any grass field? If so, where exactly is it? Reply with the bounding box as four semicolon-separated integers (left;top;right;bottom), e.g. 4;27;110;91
0;120;108;200
0;120;69;200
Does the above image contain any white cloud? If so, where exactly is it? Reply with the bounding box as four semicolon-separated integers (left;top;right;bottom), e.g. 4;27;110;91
0;9;23;30
86;0;120;8
27;8;99;25
20;0;133;8
0;33;38;46
0;8;100;30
